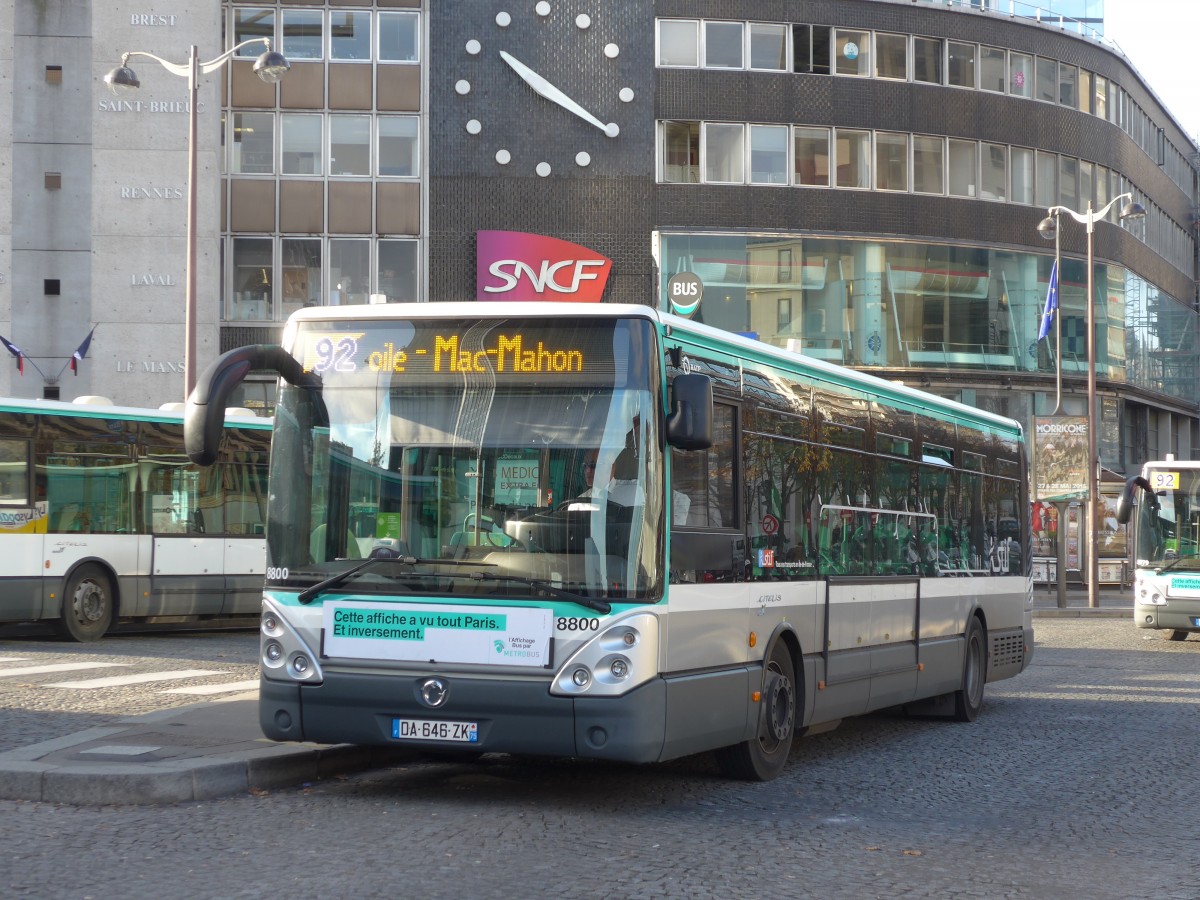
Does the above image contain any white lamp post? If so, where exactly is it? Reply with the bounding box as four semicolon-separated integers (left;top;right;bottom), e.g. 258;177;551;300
104;40;290;402
1038;193;1146;608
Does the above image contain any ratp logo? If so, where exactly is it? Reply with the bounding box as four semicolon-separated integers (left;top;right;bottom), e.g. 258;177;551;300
493;639;505;653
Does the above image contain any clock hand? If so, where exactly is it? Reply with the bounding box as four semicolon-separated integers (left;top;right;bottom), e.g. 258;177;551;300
500;50;618;137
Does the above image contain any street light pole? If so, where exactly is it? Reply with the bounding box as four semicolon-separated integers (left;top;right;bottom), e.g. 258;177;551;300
1038;193;1145;608
104;40;289;403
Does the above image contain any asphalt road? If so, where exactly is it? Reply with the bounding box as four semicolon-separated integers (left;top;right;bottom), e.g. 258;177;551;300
2;619;1198;899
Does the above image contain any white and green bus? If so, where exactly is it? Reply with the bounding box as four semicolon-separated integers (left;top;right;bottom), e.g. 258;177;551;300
186;303;1033;780
1118;458;1200;641
0;397;271;641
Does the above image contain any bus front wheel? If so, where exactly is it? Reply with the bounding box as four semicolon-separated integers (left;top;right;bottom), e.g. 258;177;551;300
953;616;987;722
715;640;797;781
55;565;115;643
1163;629;1189;642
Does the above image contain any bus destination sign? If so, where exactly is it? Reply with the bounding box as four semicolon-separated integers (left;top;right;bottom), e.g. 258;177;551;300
295;319;620;383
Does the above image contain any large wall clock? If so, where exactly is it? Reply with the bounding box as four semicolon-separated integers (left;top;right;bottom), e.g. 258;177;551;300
454;2;636;176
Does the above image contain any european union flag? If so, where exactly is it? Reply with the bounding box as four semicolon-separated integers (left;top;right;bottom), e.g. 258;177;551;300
1037;261;1058;342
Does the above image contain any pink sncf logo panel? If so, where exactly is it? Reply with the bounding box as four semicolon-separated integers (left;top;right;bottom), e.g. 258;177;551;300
476;231;612;303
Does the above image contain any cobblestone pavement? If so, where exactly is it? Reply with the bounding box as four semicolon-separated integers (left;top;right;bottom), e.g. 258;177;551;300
2;619;1199;899
0;627;260;753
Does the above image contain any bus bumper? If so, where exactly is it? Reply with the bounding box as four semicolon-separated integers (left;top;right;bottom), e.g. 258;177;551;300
1134;603;1200;633
259;672;668;764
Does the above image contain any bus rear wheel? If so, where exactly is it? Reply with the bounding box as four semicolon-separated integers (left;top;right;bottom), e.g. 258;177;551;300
715;640;796;782
953;616;987;722
55;565;114;643
1163;629;1189;641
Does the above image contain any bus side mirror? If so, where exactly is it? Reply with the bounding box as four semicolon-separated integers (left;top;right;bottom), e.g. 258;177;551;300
665;373;713;451
185;344;317;466
1116;476;1156;525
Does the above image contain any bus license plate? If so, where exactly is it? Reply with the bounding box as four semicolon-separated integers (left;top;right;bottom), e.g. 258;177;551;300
1192;618;1200;627
392;718;479;743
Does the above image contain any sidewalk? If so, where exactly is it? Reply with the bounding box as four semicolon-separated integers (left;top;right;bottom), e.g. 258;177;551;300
1031;584;1133;618
0;693;409;806
0;586;1135;807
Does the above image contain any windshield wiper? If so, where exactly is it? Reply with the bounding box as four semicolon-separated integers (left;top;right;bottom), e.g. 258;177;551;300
1156;553;1200;575
463;571;611;614
295;557;611;613
296;555;493;604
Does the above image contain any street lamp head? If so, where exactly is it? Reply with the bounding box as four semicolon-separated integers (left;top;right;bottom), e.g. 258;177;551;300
1037;215;1058;241
1119;200;1147;222
253;48;291;84
103;57;140;94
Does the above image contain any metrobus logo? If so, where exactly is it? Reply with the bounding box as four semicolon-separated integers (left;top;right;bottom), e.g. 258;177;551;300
476;231;612;303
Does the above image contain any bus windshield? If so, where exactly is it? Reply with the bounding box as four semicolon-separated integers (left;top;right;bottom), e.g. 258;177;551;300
266;315;664;601
1135;467;1200;569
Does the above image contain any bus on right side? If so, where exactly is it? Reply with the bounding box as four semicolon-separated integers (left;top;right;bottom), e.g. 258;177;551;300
1117;457;1200;641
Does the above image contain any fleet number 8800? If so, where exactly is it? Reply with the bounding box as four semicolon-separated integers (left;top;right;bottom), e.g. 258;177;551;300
556;617;600;632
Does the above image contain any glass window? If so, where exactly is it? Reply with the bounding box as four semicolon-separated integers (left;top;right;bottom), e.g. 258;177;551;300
658;19;699;67
1058;63;1077;107
1009;52;1032;98
980;142;1006;201
748;23;786;70
700;122;739;182
231;112;273;175
704;123;745;182
834;30;870;76
233;8;274;58
1035;150;1057;207
330;115;371;176
281;10;322;61
794;126;830;186
913;135;944;194
1094;75;1107;119
948;139;976;198
379;11;419;62
1078;69;1092;113
281;114;322;175
835;129;870;189
750;125;788;184
875;131;909;192
947;42;976;88
1079;160;1094;207
704;21;744;69
0;438;30;505
331;10;371;60
1010;146;1034;205
329;239;370;305
231;238;273;322
1095;164;1109;210
1059;156;1078;209
980;46;1005;93
281;239;321;317
378;240;419;303
793;25;831;75
379;116;419;177
671;404;734;530
1035;57;1057;103
875;33;907;80
913;37;943;84
662;121;700;183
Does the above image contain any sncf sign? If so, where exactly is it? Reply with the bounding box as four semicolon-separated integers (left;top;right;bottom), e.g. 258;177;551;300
476;231;612;303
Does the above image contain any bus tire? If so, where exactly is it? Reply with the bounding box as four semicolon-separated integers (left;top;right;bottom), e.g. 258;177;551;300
55;565;115;643
1163;629;1189;642
953;615;987;722
715;640;796;782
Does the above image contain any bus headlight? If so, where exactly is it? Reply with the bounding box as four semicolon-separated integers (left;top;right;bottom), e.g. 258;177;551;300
260;595;324;683
552;613;659;697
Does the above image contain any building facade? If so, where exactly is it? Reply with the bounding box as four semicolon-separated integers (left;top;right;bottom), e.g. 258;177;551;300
2;0;1197;572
